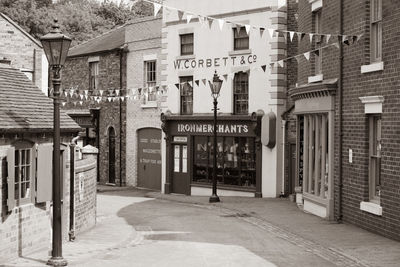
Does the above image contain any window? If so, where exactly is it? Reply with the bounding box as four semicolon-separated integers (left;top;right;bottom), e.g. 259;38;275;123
89;62;99;91
233;72;249;115
369;115;381;202
180;33;194;56
193;136;256;188
14;148;33;205
370;0;382;62
301;114;329;199
144;60;157;101
313;10;322;75
180;76;193;115
233;27;249;51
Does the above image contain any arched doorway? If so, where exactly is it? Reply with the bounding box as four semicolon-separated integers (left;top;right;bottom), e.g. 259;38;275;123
108;127;116;184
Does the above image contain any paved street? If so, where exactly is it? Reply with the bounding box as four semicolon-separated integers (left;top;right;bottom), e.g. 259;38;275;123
3;188;400;267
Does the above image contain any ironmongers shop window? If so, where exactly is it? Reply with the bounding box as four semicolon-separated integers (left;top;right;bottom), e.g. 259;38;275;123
89;61;99;91
369;115;381;203
193;136;256;188
370;0;382;62
180;33;194;56
144;60;157;101
180;76;193;115
301;114;329;199
233;27;249;51
233;72;249;115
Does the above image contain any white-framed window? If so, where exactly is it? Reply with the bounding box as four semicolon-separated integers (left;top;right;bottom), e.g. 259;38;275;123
368;115;381;203
233;27;249;51
180;76;193;115
144;60;157;102
89;61;99;92
233;72;249;115
313;9;322;75
180;33;194;56
370;0;382;63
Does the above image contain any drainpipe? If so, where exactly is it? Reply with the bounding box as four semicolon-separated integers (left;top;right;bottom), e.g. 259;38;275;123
69;135;79;241
119;48;124;187
281;120;287;197
337;0;344;222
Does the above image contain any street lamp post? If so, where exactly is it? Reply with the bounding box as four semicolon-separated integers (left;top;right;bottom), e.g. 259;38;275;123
40;19;71;267
209;71;223;203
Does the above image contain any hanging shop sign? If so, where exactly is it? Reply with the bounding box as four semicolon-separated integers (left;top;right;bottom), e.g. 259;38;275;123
173;121;255;137
173;54;258;70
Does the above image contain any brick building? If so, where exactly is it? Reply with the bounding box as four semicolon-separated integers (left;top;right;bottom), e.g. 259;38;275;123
62;16;163;188
0;12;48;94
288;0;400;240
0;63;81;262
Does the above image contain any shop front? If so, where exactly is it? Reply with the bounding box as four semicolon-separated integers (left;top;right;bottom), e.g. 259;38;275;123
161;113;263;197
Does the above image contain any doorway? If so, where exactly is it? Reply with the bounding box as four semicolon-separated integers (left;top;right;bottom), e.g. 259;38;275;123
137;128;162;190
108;127;116;184
172;143;190;195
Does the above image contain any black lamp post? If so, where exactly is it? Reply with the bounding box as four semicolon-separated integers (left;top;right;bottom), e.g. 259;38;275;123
40;19;71;267
209;71;223;203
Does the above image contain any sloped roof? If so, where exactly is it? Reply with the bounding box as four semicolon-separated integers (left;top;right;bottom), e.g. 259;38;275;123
0;13;42;48
0;65;81;132
67;15;162;58
68;26;126;57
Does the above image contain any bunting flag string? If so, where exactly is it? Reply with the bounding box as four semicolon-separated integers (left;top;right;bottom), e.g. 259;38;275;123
142;0;361;43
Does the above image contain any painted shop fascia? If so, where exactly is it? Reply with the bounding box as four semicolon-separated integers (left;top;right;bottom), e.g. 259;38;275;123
161;112;264;197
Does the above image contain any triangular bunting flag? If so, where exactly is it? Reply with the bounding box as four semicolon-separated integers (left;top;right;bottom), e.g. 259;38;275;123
79;101;83;105
99;90;104;96
207;17;213;29
223;74;228;81
235;24;242;35
326;34;331;43
62;102;66;107
245;24;251;35
277;60;284;68
177;10;184;21
202;79;207;86
259;27;265;38
84;90;88;95
64;91;68;97
186;13;193;24
116;89;120;96
314;50;320;57
195;80;199;87
294;55;301;63
261;65;267;72
309;33;314;43
289;31;295;42
217;19;224;31
198;15;204;26
121;96;125;102
80;94;84;100
268;28;275;38
343;35;350;45
304;52;311;61
153;2;162;17
175;83;180;89
188;81;193;87
278;0;287;9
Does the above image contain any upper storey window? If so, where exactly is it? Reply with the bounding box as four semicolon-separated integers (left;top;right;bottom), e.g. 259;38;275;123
370;0;382;63
180;33;194;56
233;27;249;51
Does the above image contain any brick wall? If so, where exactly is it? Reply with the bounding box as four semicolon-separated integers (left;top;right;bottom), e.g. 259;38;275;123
0;15;46;92
62;51;127;186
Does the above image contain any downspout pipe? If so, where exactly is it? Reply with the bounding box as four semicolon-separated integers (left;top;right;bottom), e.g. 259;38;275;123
119;47;125;187
69;135;79;241
337;0;344;222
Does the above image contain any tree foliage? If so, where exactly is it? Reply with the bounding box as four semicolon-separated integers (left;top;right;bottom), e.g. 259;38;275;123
0;0;153;45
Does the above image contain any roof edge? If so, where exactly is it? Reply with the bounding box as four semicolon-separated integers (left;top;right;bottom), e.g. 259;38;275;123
0;13;42;48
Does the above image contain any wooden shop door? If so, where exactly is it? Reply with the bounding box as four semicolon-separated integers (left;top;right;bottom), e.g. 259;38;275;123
138;128;162;190
172;144;190;195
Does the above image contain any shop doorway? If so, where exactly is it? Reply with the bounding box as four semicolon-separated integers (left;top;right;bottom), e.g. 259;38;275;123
288;143;296;195
172;143;190;195
137;128;162;190
108;127;116;184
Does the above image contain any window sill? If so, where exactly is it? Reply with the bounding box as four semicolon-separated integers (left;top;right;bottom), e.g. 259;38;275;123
360;201;382;216
229;49;252;56
308;74;323;83
141;102;158;109
361;61;384;74
176;55;195;60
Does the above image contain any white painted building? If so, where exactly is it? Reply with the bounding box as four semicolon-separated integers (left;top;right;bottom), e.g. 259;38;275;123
160;0;288;198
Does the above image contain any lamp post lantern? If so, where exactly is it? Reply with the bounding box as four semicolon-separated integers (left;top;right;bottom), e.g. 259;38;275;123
40;19;71;267
209;71;223;203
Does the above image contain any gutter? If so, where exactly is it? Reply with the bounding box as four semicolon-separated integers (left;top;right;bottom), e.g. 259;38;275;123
337;0;344;222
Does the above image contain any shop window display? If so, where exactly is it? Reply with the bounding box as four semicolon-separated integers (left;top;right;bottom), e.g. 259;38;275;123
193;136;256;188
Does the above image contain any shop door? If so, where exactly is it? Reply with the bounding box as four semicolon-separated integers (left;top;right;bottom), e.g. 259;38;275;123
172;144;190;195
289;143;296;195
138;128;162;190
108;127;116;184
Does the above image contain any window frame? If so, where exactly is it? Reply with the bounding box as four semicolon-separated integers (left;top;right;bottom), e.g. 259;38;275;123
89;61;99;92
313;9;323;75
368;115;382;203
233;72;249;115
180;76;193;115
233;27;249;51
144;60;157;102
370;0;382;63
180;33;194;56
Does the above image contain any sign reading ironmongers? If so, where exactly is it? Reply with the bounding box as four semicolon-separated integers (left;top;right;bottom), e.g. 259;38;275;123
177;123;249;134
